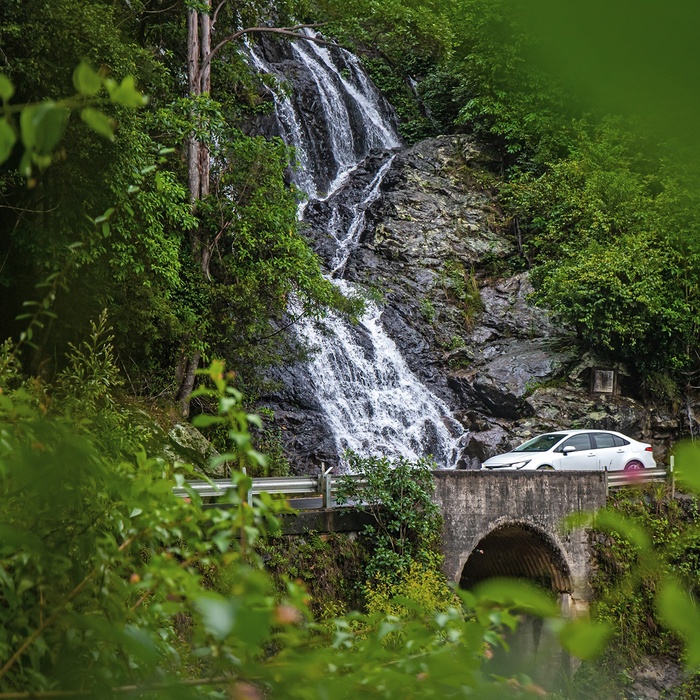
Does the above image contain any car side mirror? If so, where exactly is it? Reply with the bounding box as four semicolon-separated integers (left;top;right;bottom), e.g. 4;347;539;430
562;445;576;454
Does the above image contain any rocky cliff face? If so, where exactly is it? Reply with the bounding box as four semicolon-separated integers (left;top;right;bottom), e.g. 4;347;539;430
265;134;682;472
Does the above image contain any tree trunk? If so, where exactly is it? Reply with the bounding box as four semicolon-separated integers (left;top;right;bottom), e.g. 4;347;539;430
177;350;201;417
177;6;207;416
176;8;328;413
187;7;201;208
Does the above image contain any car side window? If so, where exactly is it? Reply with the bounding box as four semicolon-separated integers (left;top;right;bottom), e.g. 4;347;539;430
612;435;629;447
557;433;592;452
592;433;616;449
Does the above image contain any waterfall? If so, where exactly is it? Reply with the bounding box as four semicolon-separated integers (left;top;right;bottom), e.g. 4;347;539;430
250;34;466;469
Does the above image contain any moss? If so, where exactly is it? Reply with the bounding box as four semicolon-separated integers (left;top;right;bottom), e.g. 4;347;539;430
438;259;484;330
256;532;369;620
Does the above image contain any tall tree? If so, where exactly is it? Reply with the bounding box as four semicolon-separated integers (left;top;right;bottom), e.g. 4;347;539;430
176;1;336;413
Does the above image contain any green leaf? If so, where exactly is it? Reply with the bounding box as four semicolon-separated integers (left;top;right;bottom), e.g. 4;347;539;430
594;509;652;551
657;577;700;668
191;414;224;428
473;578;558;617
80;108;114;140
673;440;700;493
19;106;39;150
558;619;611;659
247;413;263;429
212;531;231;553
72;62;102;95
109;75;147;108
0;119;17;164
248;450;268;467
0;74;14;102
195;594;235;640
18;150;31;178
20;102;70;154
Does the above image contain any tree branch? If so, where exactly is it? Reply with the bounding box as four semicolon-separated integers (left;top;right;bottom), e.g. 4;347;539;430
211;0;227;31
0;676;237;698
201;23;331;80
0;533;143;683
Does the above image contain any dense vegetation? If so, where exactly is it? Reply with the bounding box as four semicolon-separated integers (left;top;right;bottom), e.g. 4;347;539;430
2;344;591;696
0;0;355;412
4;0;700;696
3;0;699;405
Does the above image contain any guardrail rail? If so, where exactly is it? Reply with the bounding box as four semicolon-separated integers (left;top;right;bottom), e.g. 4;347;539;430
172;466;367;510
606;456;674;494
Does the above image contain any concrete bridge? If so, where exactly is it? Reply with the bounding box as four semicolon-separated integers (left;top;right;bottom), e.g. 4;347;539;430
275;469;609;613
431;471;607;615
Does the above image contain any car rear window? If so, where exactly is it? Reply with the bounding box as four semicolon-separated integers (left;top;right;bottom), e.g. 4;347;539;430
592;433;616;448
613;435;629;447
513;433;568;452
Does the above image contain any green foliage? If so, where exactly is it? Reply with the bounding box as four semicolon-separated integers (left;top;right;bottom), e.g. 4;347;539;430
585;486;700;665
514;0;700;150
365;560;461;621
0;347;292;696
439;260;483;329
420;297;437;323
53;310;151;458
336;452;444;587
0;53;145;177
258;532;368;621
1;340;576;698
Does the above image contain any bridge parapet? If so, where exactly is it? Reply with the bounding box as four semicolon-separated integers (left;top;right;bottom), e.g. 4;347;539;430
432;471;608;614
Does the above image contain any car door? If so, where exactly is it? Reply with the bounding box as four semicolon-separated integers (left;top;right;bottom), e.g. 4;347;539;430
555;433;597;470
591;432;627;471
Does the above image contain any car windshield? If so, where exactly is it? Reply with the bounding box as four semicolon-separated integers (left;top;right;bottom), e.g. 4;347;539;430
512;433;568;452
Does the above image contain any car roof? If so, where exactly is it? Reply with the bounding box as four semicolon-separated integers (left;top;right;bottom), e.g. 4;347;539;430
541;429;625;436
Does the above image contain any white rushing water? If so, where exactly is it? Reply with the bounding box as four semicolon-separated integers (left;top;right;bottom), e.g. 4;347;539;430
250;34;466;468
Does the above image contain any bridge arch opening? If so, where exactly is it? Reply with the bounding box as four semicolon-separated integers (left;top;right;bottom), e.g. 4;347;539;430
459;521;573;595
459;522;576;687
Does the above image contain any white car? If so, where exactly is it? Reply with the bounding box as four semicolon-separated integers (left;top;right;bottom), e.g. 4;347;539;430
481;429;656;472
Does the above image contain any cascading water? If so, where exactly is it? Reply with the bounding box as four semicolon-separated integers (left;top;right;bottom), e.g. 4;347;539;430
250;35;467;469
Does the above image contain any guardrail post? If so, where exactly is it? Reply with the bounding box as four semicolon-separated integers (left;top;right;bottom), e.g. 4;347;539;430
320;464;334;508
604;466;609;496
242;466;249;504
670;455;675;499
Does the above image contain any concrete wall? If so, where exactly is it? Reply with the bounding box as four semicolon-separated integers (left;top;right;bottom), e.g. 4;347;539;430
280;508;374;535
432;471;608;614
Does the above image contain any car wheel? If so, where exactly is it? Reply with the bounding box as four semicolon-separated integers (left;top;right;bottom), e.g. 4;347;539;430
624;460;644;471
537;465;555;471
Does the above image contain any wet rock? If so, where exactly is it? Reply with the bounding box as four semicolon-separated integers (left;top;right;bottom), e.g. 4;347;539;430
448;339;577;419
260;361;338;474
626;655;684;700
263;132;682;471
458;425;512;470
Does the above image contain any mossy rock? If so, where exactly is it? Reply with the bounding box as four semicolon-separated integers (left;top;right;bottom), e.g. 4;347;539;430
164;422;225;477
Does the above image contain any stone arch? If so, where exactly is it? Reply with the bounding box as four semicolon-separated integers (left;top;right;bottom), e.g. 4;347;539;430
459;519;574;595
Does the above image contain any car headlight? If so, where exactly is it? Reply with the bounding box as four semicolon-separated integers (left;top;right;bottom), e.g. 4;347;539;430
510;460;531;469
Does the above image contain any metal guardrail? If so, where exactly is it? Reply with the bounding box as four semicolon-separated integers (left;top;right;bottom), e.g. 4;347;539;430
605;467;671;491
172;466;367;510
